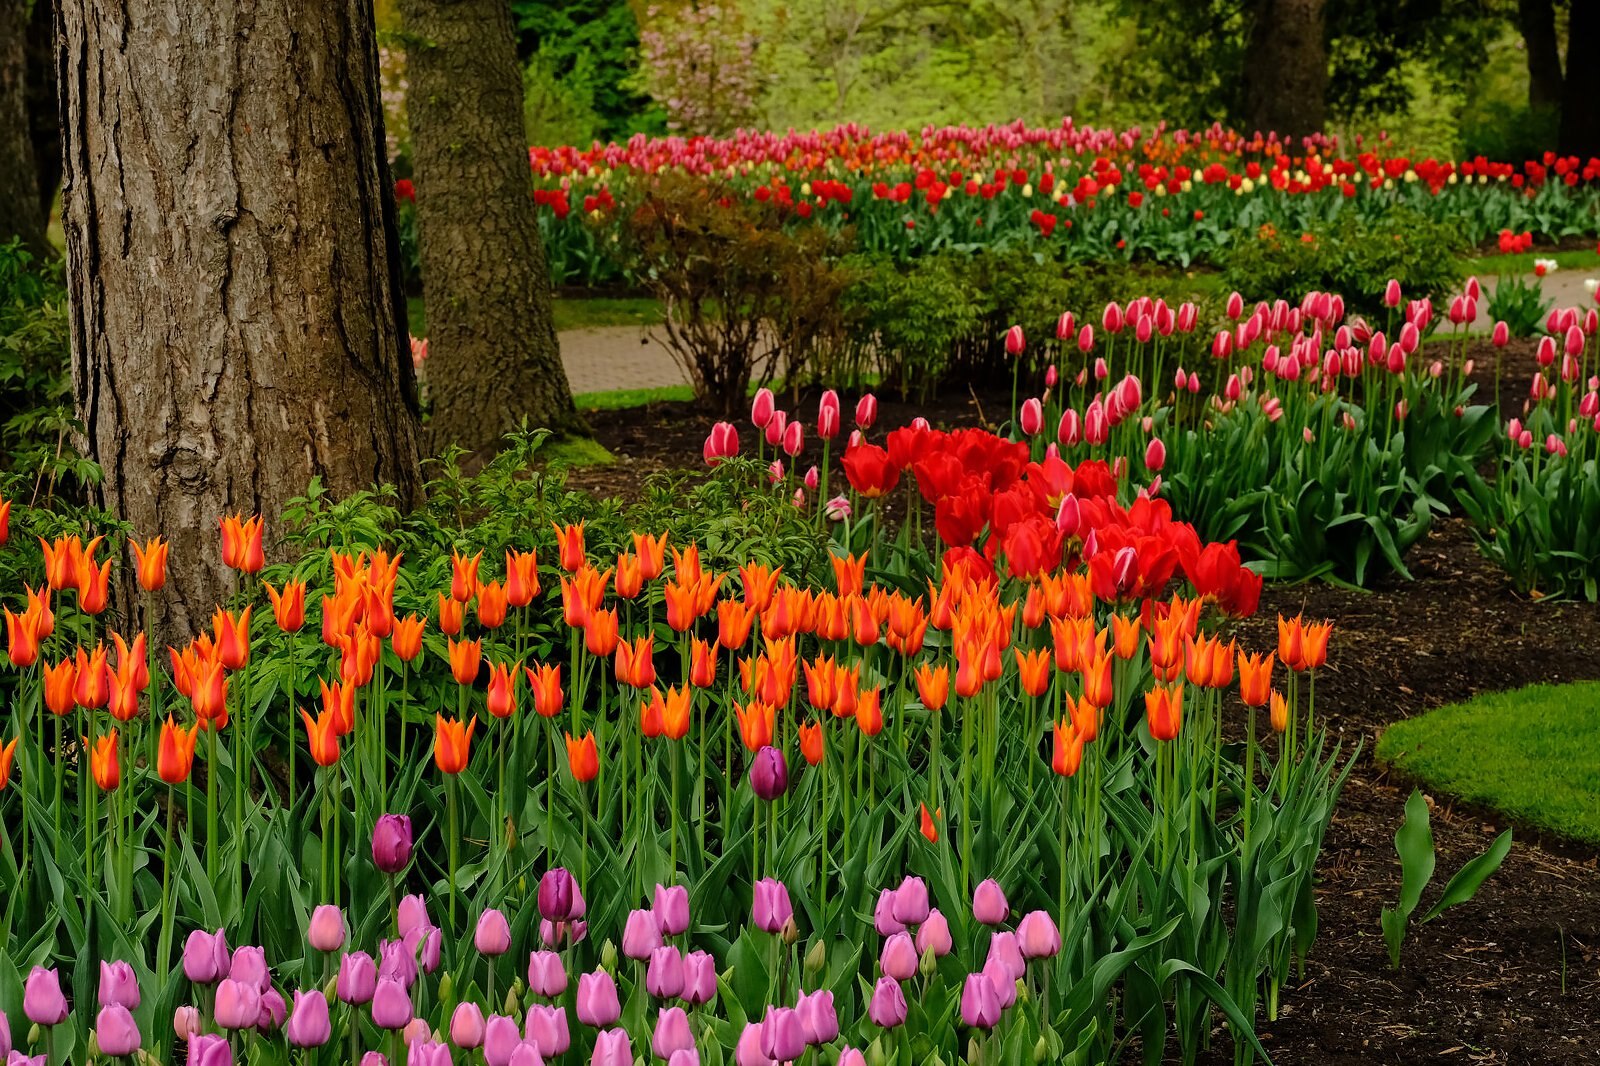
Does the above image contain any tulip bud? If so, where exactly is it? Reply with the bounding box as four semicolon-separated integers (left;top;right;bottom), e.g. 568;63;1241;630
1004;324;1025;356
854;393;877;430
371;814;413;874
307;905;346;953
804;940;827;975
749;745;788;800
1019;397;1043;435
751;387;775;428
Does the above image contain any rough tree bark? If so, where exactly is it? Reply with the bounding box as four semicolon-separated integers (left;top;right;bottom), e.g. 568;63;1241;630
1559;0;1599;158
0;0;46;255
57;0;424;636
26;0;60;217
1241;0;1328;144
1518;0;1564;112
397;0;586;457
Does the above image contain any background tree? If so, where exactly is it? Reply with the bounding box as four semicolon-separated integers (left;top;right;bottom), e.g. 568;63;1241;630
25;0;59;218
1241;0;1328;139
398;0;586;456
57;0;423;633
1557;0;1596;157
0;0;47;255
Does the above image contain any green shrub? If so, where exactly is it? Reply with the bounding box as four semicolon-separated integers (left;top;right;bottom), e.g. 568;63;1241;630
0;241;82;478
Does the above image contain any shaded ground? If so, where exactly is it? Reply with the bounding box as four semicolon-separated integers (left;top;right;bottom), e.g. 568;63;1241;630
571;372;1600;1066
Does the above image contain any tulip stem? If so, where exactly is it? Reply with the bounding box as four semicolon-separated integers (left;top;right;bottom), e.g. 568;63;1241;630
159;784;175;974
670;738;681;873
447;774;459;928
287;633;297;813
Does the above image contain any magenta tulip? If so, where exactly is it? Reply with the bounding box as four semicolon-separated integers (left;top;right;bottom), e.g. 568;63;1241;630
646;946;685;999
450;1002;486;1049
575;970;621;1027
370;977;412;1030
653;883;690;936
308;905;347;953
338;951;378;1004
371;815;414;873
182;929;230;984
212;979;259;1030
867;976;906;1028
286;990;331;1048
537;868;584;922
98;960;139;1009
961;973;1001;1029
95;1005;141;1056
526;952;567;998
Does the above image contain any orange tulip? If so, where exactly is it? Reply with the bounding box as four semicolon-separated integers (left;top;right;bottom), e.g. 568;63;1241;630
301;708;341;767
829;663;859;718
42;657;76;715
798;720;824;765
1051;719;1084;777
1208;638;1236;689
505;549;540;607
157;717;200;784
110;630;146;698
486;661;519;719
553;522;586;571
565;731;599;783
1184;635;1215;688
437;594;465;638
108;668;139;723
392;614;426;662
0;496;9;545
828;551;865;596
613;553;644;600
920;803;940;843
663;578;700;632
1147;617;1184;683
803;655;836;711
5;607;40;667
213;607;252;670
450;550;482;603
39;535;79;591
1145;683;1184;742
1111;613;1141;660
1066;691;1099;743
1270;690;1289;733
77;555;112;615
640;688;665;739
856;686;884;737
1015;647;1051;698
1277;614;1304;672
448;637;482;686
24;585;52;640
89;731;120;790
433;714;476;774
738;561;781;613
265;579;307;633
74;645;110;710
633;531;668;580
1081;651;1113;708
322;592;361;647
0;735;17;788
849;595;879;646
583;608;620;656
661;685;691;740
471;579;506;629
734;700;775;752
335;625;379;686
321;677;355;736
914;662;949;711
1020;585;1046;630
669;543;703;586
526;663;563;717
1237;651;1274;708
220;514;265;573
690;638;717;687
614;635;656;689
1299;621;1332;671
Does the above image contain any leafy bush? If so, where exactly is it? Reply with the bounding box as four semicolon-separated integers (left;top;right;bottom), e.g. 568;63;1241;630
1222;208;1467;321
1482;273;1553;338
0;241;77;469
1459;438;1600;601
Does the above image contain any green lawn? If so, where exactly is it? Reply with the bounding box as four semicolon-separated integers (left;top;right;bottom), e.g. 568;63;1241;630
407;296;663;337
1466;247;1600;276
1376;682;1600;844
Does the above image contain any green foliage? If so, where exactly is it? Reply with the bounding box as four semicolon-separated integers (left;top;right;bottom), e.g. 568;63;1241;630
1377;682;1600;844
509;0;658;140
1378;789;1513;970
1222;208;1467;321
0;241;77;473
1482;273;1554;338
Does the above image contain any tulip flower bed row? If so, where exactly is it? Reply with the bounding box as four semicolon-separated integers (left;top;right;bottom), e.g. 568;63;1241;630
475;120;1600;285
0;401;1348;1064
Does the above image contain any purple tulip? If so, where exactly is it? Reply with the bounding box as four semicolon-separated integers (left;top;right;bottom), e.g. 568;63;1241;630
916;908;953;957
95;1005;141;1056
450;1002;486;1049
182;929;230;984
986;930;1026;981
750;879;792;934
408;925;441;976
526;951;567;998
370;977;412;1030
575;970;621;1027
1017;910;1062;959
172;1005;202;1041
507;1044;545;1066
873;889;906;936
838;1049;867;1066
652;1007;694;1059
590;1028;631;1066
523;1004;569;1056
286;990;332;1048
653;882;690;936
6;1054;43;1066
880;932;917;981
359;1054;388;1066
0;1012;9;1056
735;1023;772;1066
338;951;378;1004
867;976;907;1028
188;1033;234;1066
539;918;586;948
378;938;418;988
667;1051;700;1066
229;946;269;990
621;909;662;961
408;1041;451;1066
760;1006;805;1061
257;986;287;1031
680;950;717;1006
372;814;414;873
961;973;1001;1029
308;905;347;953
537;868;584;922
396;894;429;938
483;1014;521;1066
796;988;838;1045
748;746;788;800
212;979;259;1030
891;876;930;926
983;959;1017;1009
98;960;139;1009
973;878;1009;926
646;945;685;999
475;909;512;956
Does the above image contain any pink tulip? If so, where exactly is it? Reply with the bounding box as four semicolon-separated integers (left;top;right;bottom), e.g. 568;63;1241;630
646;946;685;999
576;970;621;1027
817;390;841;439
1144;438;1166;472
213;979;260;1030
880;933;918;980
370;978;413;1030
916;909;954;957
526;951;567;998
681;951;717;1006
1055;311;1074;339
523;1004;569;1057
1225;291;1244;320
782;420;804;457
308;905;346;953
750;388;775;429
960;973;1002;1029
621;909;661;960
1019;398;1043;435
652;1007;694;1059
475;909;512;956
286;991;331;1049
97;1004;142;1056
854;393;877;430
867;976;907;1028
703;422;739;466
1004;325;1025;356
450;1002;486;1049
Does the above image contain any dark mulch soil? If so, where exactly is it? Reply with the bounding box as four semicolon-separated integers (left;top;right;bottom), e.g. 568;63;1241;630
573;368;1600;1065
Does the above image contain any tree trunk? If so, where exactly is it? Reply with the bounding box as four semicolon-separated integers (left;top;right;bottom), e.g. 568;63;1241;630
1518;0;1564;112
58;0;424;636
1559;0;1600;158
398;0;585;458
0;0;47;256
26;0;61;217
1241;0;1327;144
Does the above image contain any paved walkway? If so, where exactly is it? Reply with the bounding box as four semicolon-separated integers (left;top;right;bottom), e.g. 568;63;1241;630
555;272;1600;396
